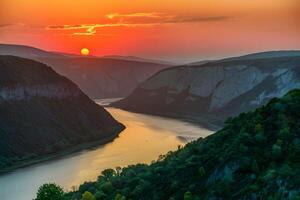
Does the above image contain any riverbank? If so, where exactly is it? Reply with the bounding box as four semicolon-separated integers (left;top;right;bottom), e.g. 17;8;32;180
0;125;125;174
0;107;213;200
108;106;222;131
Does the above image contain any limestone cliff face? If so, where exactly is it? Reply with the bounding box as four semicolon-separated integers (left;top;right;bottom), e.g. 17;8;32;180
0;56;124;170
113;54;300;124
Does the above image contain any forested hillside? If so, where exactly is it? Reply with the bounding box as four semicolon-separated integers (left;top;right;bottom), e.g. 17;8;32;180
37;89;300;199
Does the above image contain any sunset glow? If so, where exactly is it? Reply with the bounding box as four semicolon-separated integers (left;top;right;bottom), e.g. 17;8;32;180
80;48;90;56
0;0;299;62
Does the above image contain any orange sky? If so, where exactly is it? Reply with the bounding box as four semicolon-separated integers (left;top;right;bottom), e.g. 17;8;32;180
0;0;299;62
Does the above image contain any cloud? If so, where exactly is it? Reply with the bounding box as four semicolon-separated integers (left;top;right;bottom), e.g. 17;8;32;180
0;23;26;28
46;12;231;36
106;12;230;24
46;23;157;36
46;23;140;36
46;24;96;35
106;12;164;20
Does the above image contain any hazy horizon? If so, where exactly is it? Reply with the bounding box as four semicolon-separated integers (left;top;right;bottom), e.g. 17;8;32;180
1;0;300;63
1;42;300;64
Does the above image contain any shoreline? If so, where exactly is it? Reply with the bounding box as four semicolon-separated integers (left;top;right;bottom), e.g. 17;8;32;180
0;125;125;175
109;106;223;131
0;107;219;175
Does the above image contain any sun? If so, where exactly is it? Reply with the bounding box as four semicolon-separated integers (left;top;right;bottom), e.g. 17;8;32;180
80;48;90;56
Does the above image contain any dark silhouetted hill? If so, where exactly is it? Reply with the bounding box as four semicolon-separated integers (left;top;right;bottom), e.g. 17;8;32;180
0;56;124;171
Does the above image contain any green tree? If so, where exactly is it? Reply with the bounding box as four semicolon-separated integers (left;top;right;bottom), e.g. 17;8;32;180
272;144;282;159
255;123;263;133
36;183;65;200
251;159;259;173
239;144;248;153
115;193;126;200
278;127;291;140
81;191;96;200
198;166;206;177
184;191;193;200
101;181;114;193
254;132;266;144
279;164;292;177
94;191;106;199
101;169;116;181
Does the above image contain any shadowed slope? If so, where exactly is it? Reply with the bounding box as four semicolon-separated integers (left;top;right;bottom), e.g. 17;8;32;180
0;56;124;171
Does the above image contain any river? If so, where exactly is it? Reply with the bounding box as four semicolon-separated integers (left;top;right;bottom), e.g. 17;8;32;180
0;100;213;200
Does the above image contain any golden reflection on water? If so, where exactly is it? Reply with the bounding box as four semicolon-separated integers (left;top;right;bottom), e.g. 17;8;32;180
65;108;187;188
0;107;213;200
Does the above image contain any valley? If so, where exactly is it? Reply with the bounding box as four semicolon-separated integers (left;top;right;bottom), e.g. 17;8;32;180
0;105;213;200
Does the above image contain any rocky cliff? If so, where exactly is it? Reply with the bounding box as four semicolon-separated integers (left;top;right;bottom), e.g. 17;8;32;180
0;56;124;171
0;44;170;98
113;52;300;125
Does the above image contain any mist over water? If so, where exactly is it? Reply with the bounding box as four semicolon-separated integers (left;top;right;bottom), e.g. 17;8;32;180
0;101;213;200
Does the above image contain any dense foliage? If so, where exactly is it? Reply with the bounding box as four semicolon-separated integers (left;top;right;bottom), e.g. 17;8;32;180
40;89;300;199
36;183;65;200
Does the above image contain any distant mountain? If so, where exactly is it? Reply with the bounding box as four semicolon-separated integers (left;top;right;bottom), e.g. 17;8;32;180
223;50;300;62
0;44;65;58
39;57;171;98
112;51;300;126
188;50;300;66
0;44;171;98
102;55;175;65
49;51;96;58
0;56;124;171
188;59;212;66
66;89;300;200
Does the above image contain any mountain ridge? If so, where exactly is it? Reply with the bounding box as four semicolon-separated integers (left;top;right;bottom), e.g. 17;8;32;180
0;55;124;172
0;44;170;98
189;50;300;66
112;53;300;126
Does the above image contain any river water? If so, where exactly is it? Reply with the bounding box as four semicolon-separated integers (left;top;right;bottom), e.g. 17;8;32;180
0;100;213;200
